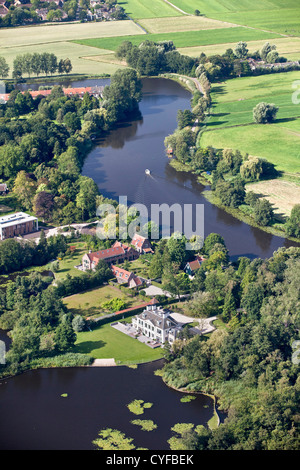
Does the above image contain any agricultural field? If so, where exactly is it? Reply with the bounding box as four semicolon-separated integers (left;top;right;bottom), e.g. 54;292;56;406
117;0;181;18
200;71;300;174
0;20;145;77
245;179;300;218
74;316;164;364
74;27;280;52
178;37;300;61
138;15;238;34
169;0;300;35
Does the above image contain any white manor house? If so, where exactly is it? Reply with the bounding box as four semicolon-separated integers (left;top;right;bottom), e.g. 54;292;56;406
132;304;181;345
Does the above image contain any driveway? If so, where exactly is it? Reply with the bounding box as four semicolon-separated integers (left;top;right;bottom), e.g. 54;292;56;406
170;312;217;335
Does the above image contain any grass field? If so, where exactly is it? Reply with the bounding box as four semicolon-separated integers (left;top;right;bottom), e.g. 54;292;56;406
0;20;144;77
118;0;181;18
178;37;300;61
138;15;238;34
0;41;126;78
63;284;148;318
0;20;144;47
74;316;164;364
200;71;300;173
246;179;300;217
169;0;300;35
73;27;280;52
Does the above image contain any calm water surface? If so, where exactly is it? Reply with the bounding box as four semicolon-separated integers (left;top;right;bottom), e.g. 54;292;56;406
0;361;215;450
82;77;297;260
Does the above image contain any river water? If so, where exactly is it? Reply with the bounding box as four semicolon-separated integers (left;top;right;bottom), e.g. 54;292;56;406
82;77;297;260
0;76;296;450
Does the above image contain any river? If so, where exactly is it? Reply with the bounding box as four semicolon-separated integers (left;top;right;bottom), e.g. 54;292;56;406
82;77;296;260
0;75;296;451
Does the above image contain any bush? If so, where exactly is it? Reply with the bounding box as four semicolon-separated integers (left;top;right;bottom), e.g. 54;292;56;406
253;102;279;124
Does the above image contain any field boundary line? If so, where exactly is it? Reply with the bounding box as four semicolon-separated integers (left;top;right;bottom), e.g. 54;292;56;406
162;0;191;16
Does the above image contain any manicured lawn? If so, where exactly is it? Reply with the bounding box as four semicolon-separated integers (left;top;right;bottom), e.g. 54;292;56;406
63;284;148;318
73;27;280;52
200;71;300;173
74;317;164;364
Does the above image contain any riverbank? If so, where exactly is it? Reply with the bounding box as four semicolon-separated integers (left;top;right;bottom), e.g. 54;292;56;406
160;375;221;430
169;158;299;244
162;72;299;245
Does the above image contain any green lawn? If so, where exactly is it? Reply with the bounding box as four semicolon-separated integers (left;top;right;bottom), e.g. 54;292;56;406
74;316;164;364
73;27;280;51
63;284;148;318
200;71;300;173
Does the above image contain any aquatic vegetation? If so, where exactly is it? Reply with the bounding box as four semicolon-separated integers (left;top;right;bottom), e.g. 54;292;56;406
180;395;196;403
131;419;158;431
127;399;153;415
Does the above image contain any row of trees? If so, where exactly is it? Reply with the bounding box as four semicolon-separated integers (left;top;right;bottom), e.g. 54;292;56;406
0;232;68;275
115;39;196;77
12;53;72;79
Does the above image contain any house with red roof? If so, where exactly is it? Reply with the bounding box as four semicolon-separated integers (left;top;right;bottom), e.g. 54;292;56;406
131;233;153;254
184;255;206;277
111;265;144;289
81;242;139;271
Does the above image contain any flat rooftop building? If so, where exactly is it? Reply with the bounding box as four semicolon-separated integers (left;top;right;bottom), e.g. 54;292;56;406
0;212;38;240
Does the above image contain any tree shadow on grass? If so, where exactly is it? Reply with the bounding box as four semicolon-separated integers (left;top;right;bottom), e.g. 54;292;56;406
274;117;298;124
75;340;107;354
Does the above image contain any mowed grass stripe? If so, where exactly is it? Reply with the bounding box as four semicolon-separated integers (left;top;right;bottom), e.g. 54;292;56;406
72;27;281;51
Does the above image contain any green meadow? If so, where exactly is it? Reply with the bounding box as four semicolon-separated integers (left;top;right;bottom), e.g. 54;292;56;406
118;0;181;18
169;0;300;36
73;27;280;52
200;71;300;173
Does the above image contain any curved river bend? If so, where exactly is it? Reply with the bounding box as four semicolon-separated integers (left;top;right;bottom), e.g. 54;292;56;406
0;76;296;451
82;77;296;260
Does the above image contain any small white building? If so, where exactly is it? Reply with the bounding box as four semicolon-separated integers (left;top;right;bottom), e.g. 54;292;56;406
132;304;181;345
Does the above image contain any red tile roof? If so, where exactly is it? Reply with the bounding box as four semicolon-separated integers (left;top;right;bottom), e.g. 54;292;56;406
87;246;125;262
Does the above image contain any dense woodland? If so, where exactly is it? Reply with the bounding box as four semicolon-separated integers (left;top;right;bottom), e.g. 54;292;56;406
0;68;142;225
161;243;300;450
